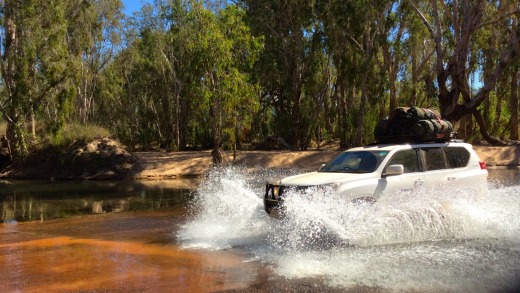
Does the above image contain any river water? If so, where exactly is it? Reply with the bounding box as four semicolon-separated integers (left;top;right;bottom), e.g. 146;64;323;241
1;168;519;292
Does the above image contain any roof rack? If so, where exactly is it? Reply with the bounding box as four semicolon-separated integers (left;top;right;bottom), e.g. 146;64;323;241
371;132;464;145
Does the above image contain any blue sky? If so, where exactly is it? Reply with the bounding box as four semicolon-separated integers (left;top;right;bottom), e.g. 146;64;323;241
122;0;152;15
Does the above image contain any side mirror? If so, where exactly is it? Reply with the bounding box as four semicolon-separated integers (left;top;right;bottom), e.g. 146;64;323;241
384;164;404;176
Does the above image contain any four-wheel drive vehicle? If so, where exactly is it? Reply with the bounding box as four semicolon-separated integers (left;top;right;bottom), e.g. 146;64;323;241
264;142;488;215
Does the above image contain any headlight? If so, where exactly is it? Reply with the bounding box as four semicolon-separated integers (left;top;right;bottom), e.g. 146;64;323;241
266;180;282;199
273;186;279;197
322;183;341;191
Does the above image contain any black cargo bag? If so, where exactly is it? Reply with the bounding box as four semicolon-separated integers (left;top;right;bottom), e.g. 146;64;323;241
374;106;453;143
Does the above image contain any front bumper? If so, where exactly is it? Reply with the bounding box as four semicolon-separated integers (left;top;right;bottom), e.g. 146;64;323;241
264;183;285;216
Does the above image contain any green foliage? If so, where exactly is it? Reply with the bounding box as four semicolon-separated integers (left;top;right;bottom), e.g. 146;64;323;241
47;123;112;148
96;1;262;151
0;0;124;158
2;0;518;157
0;121;6;136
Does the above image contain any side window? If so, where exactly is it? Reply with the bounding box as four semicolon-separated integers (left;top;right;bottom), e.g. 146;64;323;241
444;147;470;168
387;149;420;173
421;148;446;171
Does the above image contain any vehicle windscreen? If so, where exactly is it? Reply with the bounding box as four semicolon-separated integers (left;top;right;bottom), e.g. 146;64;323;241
319;151;389;173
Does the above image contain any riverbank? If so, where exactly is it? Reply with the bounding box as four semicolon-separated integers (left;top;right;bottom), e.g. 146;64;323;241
1;139;517;180
131;146;520;180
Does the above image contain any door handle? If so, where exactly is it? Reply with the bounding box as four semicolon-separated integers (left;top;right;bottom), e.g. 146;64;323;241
414;179;425;187
447;177;457;181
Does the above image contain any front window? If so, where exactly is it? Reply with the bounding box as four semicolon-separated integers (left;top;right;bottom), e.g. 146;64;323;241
320;151;389;173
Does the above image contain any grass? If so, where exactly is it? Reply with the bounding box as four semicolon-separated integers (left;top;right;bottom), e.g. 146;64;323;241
0;120;112;152
52;123;112;147
0;121;6;137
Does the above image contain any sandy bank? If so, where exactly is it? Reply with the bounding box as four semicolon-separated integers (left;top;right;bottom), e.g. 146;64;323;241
131;146;520;180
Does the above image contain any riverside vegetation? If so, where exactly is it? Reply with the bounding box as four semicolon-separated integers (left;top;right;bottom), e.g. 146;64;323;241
1;1;519;167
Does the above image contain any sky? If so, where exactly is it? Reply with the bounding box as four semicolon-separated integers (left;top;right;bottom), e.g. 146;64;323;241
122;0;151;16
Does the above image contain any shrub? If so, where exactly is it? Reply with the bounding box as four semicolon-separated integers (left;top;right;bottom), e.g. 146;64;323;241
0;121;6;136
47;123;112;148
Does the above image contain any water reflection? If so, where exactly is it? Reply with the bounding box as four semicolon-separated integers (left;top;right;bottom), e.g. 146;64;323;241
1;168;517;224
0;180;197;223
488;168;520;187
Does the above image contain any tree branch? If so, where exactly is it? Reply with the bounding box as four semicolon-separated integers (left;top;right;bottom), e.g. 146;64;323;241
344;32;364;53
467;31;520;109
477;9;520;30
407;0;435;37
473;109;506;146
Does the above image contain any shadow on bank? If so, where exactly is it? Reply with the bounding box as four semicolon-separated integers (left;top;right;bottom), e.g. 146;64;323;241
0;138;141;180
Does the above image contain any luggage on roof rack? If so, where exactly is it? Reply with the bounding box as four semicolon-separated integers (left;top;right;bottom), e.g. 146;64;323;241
374;106;454;143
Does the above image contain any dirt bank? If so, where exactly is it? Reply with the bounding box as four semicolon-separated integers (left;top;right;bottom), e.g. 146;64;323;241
131;146;520;180
0;138;137;180
1;138;517;180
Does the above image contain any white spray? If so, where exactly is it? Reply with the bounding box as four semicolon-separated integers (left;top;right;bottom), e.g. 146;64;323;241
178;167;520;292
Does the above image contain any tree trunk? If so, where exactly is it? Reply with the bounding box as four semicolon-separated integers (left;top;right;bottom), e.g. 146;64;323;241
175;92;180;151
493;79;505;135
178;92;187;151
289;77;302;149
355;79;368;146
510;68;519;140
409;42;418;106
211;147;224;166
211;81;223;166
473;110;505;145
409;0;519;145
323;85;334;136
337;83;349;150
2;1;27;158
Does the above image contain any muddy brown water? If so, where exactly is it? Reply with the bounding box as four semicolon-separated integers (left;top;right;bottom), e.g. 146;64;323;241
0;179;342;292
1;209;270;292
1;169;520;292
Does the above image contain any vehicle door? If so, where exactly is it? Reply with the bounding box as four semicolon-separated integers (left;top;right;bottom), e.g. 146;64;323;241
377;148;426;198
420;147;471;191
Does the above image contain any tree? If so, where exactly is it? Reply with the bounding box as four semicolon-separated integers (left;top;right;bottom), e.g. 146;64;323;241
0;0;76;157
239;0;326;150
320;0;390;147
68;0;124;124
409;0;520;145
181;2;261;164
510;64;519;140
96;1;261;164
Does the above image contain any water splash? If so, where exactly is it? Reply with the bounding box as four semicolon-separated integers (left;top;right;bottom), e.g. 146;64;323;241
266;183;520;249
177;166;271;249
178;167;520;292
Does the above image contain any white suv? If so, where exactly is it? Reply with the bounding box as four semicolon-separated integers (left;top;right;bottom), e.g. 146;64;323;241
264;142;488;215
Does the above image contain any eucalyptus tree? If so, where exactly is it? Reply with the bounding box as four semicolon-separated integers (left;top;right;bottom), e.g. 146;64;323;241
97;1;261;161
0;0;125;158
408;0;520;145
238;0;328;150
94;1;179;149
175;2;261;163
380;2;405;114
68;0;124;124
510;64;519;140
215;5;263;159
319;0;391;147
398;1;438;109
476;4;520;141
379;0;437;114
0;0;78;157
